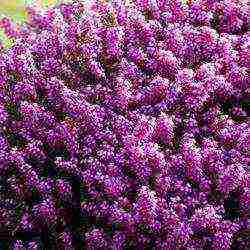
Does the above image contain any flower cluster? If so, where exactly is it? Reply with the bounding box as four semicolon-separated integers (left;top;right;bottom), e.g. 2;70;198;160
0;0;248;249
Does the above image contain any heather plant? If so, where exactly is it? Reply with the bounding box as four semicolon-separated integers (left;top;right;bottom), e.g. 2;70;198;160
0;0;249;249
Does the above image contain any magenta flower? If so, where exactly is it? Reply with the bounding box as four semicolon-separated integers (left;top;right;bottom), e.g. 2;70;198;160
0;0;248;248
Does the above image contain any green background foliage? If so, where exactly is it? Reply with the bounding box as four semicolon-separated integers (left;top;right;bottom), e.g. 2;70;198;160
0;0;61;47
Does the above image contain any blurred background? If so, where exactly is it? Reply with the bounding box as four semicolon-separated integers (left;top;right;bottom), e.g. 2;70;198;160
0;0;60;21
0;0;63;47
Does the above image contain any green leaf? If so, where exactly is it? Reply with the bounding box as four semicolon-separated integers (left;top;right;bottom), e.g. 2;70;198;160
0;29;14;49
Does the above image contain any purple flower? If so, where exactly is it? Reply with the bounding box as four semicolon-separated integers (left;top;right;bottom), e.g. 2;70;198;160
0;0;247;248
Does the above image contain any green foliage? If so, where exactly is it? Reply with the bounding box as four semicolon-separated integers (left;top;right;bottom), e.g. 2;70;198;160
0;0;62;47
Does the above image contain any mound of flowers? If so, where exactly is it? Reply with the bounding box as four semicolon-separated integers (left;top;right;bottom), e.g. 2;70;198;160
0;0;248;249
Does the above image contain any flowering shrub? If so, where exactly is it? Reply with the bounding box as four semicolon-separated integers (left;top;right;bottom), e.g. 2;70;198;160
0;0;248;249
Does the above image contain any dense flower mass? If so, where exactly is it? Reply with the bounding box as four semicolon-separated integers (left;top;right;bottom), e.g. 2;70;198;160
0;0;249;249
